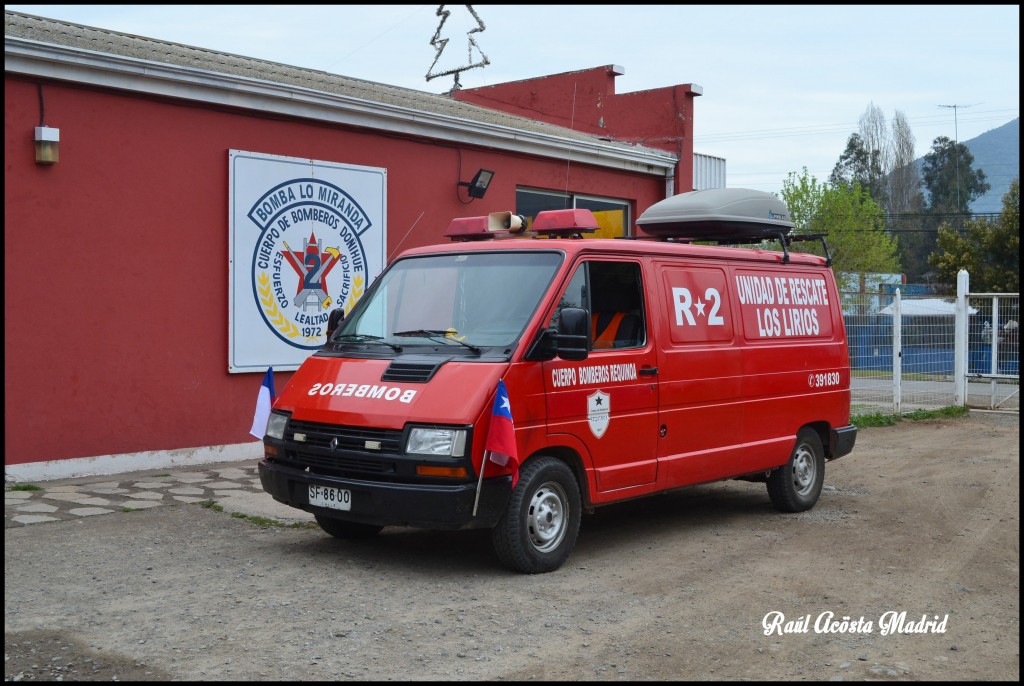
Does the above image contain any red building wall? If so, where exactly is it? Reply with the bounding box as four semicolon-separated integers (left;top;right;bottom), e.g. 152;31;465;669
453;65;702;193
4;75;666;465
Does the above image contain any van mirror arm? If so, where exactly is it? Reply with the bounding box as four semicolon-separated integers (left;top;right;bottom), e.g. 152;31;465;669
524;328;557;361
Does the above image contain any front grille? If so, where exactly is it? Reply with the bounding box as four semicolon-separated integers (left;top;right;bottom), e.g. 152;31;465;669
273;418;473;484
286;420;403;453
284;451;393;474
277;420;405;478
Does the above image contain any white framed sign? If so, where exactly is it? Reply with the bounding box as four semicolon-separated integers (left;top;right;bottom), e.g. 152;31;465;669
229;150;386;372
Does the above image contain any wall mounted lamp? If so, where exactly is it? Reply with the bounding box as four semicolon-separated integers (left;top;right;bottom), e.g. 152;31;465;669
458;168;494;199
35;126;60;165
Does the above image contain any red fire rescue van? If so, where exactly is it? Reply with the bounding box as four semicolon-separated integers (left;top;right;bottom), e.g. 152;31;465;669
258;188;857;574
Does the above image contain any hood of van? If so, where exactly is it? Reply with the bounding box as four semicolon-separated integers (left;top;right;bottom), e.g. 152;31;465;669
273;355;507;430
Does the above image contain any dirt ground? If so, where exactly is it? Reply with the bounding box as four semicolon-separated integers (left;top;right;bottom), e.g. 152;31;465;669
4;411;1019;681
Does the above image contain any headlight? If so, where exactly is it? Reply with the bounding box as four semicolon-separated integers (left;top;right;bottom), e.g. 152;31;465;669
265;412;289;440
406;427;467;457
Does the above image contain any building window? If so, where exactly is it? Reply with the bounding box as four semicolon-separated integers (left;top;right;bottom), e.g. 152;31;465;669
516;189;631;238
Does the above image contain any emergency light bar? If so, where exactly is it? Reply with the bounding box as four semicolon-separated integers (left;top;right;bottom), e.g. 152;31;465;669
445;209;599;241
444;216;490;240
531;209;599;237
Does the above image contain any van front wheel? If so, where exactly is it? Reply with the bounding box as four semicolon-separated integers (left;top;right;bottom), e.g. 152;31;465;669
767;428;824;512
491;457;581;574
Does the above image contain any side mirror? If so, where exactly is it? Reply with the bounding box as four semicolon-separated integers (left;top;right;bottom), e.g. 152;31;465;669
326;308;345;339
524;307;591;362
555;307;590;361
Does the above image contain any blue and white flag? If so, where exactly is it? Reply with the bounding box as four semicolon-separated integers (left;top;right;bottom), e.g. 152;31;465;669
249;367;276;439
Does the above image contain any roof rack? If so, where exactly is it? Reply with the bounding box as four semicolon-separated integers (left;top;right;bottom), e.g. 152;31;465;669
619;231;832;266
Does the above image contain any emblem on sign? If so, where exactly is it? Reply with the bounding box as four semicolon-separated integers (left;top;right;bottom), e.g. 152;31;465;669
248;178;370;350
587;390;610;439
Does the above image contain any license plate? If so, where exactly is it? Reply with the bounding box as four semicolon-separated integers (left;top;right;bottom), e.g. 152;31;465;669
308;485;351;511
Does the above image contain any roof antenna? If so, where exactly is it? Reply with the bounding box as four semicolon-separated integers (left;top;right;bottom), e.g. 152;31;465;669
563;81;577;205
426;5;490;94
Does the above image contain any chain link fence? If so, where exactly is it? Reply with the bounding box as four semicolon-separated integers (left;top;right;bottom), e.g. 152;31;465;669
842;290;1019;415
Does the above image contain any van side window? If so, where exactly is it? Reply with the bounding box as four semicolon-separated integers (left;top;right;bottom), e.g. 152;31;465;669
550;261;646;350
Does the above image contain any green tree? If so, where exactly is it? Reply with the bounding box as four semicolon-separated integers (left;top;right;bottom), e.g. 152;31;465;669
928;177;1020;292
901;136;992;284
780;168;900;291
922;135;990;214
829;133;881;197
830;104;898;209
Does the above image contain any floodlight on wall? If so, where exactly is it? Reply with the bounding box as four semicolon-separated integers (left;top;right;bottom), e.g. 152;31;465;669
34;126;60;164
458;168;494;199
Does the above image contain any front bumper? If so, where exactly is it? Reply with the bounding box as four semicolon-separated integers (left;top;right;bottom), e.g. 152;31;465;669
258;458;511;530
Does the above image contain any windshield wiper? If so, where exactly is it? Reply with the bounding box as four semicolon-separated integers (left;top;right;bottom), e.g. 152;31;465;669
333;333;403;353
392;329;483;355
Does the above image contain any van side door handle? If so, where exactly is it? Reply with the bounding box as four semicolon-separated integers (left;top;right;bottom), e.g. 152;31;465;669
639;366;658;376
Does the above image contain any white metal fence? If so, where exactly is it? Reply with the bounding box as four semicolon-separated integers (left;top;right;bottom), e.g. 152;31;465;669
842;271;1019;415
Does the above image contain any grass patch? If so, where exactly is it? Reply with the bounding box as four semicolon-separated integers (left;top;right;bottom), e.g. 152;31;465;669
8;484;43;492
851;412;899;428
852;405;969;429
230;511;317;529
197;499;224;513
902;405;970;421
195;499;314;529
121;506;137;513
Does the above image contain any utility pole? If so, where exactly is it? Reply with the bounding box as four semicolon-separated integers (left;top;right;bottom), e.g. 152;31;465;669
937;103;978;223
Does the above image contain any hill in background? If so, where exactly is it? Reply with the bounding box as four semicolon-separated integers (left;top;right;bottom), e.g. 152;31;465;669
964;117;1019;213
918;117;1019;214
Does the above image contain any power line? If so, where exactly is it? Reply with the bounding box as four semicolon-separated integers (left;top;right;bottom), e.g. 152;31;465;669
694;108;1016;144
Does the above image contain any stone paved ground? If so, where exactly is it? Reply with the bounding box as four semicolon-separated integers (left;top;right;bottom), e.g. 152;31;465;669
5;461;312;528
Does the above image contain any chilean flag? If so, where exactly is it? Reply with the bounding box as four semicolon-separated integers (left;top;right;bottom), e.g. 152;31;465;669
485;379;519;484
249;367;276;439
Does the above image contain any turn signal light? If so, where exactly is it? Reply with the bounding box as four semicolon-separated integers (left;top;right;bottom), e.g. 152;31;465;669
416;465;468;478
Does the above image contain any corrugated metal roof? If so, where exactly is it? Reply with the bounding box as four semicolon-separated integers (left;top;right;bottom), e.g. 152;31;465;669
4;9;674;166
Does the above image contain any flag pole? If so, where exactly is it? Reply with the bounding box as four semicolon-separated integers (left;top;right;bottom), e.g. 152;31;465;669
472;451;488;517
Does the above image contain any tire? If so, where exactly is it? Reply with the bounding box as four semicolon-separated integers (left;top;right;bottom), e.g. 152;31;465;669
314;513;383;539
767;428;825;512
491;456;581;574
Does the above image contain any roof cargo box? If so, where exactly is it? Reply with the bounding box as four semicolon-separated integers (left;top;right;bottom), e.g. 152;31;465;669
636;188;794;239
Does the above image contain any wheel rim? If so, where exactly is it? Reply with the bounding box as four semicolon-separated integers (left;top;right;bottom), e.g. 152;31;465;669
792;444;817;496
526;481;568;553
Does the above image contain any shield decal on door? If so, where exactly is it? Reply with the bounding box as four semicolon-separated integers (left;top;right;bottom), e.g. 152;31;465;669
587;390;610;439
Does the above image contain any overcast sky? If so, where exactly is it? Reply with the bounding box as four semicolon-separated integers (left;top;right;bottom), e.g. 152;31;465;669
7;4;1019;196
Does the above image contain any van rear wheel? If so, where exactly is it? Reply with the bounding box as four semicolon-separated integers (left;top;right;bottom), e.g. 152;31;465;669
767;428;824;512
491;456;581;574
314;514;383;539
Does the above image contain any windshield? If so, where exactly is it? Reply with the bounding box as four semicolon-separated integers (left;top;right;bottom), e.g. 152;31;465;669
336;251;562;350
